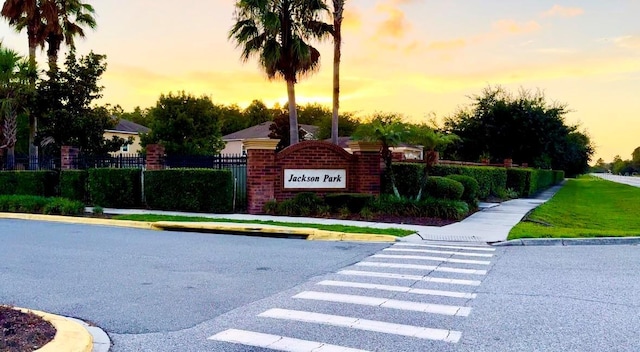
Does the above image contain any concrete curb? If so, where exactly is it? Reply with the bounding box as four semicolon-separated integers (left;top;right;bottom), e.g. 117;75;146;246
0;212;157;230
0;213;398;243
10;307;94;352
154;221;398;242
493;237;640;246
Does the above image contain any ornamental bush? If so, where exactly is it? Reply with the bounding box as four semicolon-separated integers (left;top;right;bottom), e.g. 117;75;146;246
88;168;142;208
447;174;479;205
431;165;507;199
0;195;83;215
0;171;58;197
324;193;374;213
424;176;464;200
60;170;88;202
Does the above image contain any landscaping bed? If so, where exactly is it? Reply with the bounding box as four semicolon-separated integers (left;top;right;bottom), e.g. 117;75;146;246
0;306;56;352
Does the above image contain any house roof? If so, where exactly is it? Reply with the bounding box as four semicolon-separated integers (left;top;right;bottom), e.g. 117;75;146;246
223;121;319;140
107;119;150;134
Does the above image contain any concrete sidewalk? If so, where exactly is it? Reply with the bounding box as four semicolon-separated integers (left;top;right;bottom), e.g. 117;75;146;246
96;184;563;244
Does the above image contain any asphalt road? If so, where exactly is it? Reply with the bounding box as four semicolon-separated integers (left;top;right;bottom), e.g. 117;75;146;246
2;220;639;352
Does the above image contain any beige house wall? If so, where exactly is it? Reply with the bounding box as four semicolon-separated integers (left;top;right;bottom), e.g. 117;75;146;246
220;139;248;155
105;131;144;155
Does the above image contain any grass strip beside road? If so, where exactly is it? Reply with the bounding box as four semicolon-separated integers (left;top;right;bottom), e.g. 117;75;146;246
509;176;640;239
112;214;416;237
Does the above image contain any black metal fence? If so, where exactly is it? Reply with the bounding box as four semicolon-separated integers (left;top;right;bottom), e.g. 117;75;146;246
0;155;59;171
73;154;146;169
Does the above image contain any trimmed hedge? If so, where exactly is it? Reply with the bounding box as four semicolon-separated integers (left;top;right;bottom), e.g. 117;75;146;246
507;168;566;197
60;170;88;202
424;176;464;200
447;174;479;205
371;195;469;220
0;171;58;197
88;168;142;208
144;169;233;213
0;195;84;215
381;163;423;198
324;193;374;213
431;165;507;199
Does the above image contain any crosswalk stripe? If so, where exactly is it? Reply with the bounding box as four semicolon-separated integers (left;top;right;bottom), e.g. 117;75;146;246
338;270;482;286
394;243;496;252
208;329;368;352
293;291;472;316
317;280;477;299
259;308;462;343
384;248;494;258
372;254;492;265
355;261;487;275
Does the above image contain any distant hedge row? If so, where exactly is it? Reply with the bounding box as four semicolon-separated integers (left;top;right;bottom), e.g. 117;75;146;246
383;163;564;199
0;169;234;213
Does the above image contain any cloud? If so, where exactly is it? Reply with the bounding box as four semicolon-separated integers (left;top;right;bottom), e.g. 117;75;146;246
426;39;467;51
491;19;541;35
613;35;640;49
542;5;584;18
342;7;363;32
374;4;412;39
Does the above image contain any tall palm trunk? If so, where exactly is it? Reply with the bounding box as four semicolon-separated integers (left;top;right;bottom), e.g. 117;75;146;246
331;0;344;145
27;34;38;168
286;80;299;145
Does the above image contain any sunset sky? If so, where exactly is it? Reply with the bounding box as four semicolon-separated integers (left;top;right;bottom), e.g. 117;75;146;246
1;0;639;163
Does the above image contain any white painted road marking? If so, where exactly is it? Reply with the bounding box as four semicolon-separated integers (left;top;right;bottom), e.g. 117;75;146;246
208;329;369;352
355;261;487;275
316;280;478;299
372;254;492;265
383;248;494;258
338;270;482;286
394;243;496;252
259;308;463;343
293;291;472;316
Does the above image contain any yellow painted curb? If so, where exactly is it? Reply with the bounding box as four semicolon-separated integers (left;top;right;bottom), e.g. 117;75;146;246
154;221;397;242
0;212;157;230
7;306;93;352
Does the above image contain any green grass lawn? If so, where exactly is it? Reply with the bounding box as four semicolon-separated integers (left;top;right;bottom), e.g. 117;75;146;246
509;176;640;239
112;214;416;237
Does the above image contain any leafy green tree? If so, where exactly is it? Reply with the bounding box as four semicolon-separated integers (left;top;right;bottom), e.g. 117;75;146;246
141;92;225;156
316;110;359;140
632;147;640;168
444;86;593;176
268;109;305;151
297;103;331;126
34;50;126;156
41;0;97;72
109;104;152;127
229;0;332;146
243;99;275;127
353;113;409;198
330;0;344;145
219;103;245;136
0;44;32;168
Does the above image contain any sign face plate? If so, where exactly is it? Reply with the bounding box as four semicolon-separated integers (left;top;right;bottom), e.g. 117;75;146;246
284;169;347;189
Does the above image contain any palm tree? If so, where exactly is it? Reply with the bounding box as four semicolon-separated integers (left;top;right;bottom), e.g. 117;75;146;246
41;0;96;72
0;45;31;169
330;0;344;145
229;0;332;146
2;0;46;164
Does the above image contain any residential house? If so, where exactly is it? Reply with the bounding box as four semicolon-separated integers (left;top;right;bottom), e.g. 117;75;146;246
104;119;150;156
332;136;424;160
221;121;319;155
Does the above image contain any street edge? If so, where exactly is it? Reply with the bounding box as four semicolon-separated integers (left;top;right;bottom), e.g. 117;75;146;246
0;213;398;242
9;307;93;352
493;237;640;246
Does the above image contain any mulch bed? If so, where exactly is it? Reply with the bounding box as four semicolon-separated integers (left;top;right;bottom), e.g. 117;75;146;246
0;306;56;352
337;213;458;227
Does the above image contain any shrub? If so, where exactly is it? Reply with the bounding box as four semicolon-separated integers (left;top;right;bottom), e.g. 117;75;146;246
371;195;469;220
60;170;88;202
88;169;142;208
382;163;423;197
447;174;479;205
506;169;529;197
0;195;83;215
432;165;507;199
0;171;58;197
507;168;564;197
324;193;374;213
144;169;233;213
424;176;464;200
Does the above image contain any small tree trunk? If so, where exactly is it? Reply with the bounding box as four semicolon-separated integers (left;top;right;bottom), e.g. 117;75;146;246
286;80;299;145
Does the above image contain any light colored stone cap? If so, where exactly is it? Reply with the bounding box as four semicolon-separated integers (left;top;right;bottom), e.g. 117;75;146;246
347;141;382;153
244;138;280;150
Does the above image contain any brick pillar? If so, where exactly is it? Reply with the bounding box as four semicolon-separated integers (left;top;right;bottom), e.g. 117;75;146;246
348;141;382;195
245;139;280;214
61;146;79;170
504;158;513;168
146;144;165;170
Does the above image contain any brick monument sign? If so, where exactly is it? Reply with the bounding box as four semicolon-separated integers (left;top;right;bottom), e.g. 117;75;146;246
245;139;381;214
